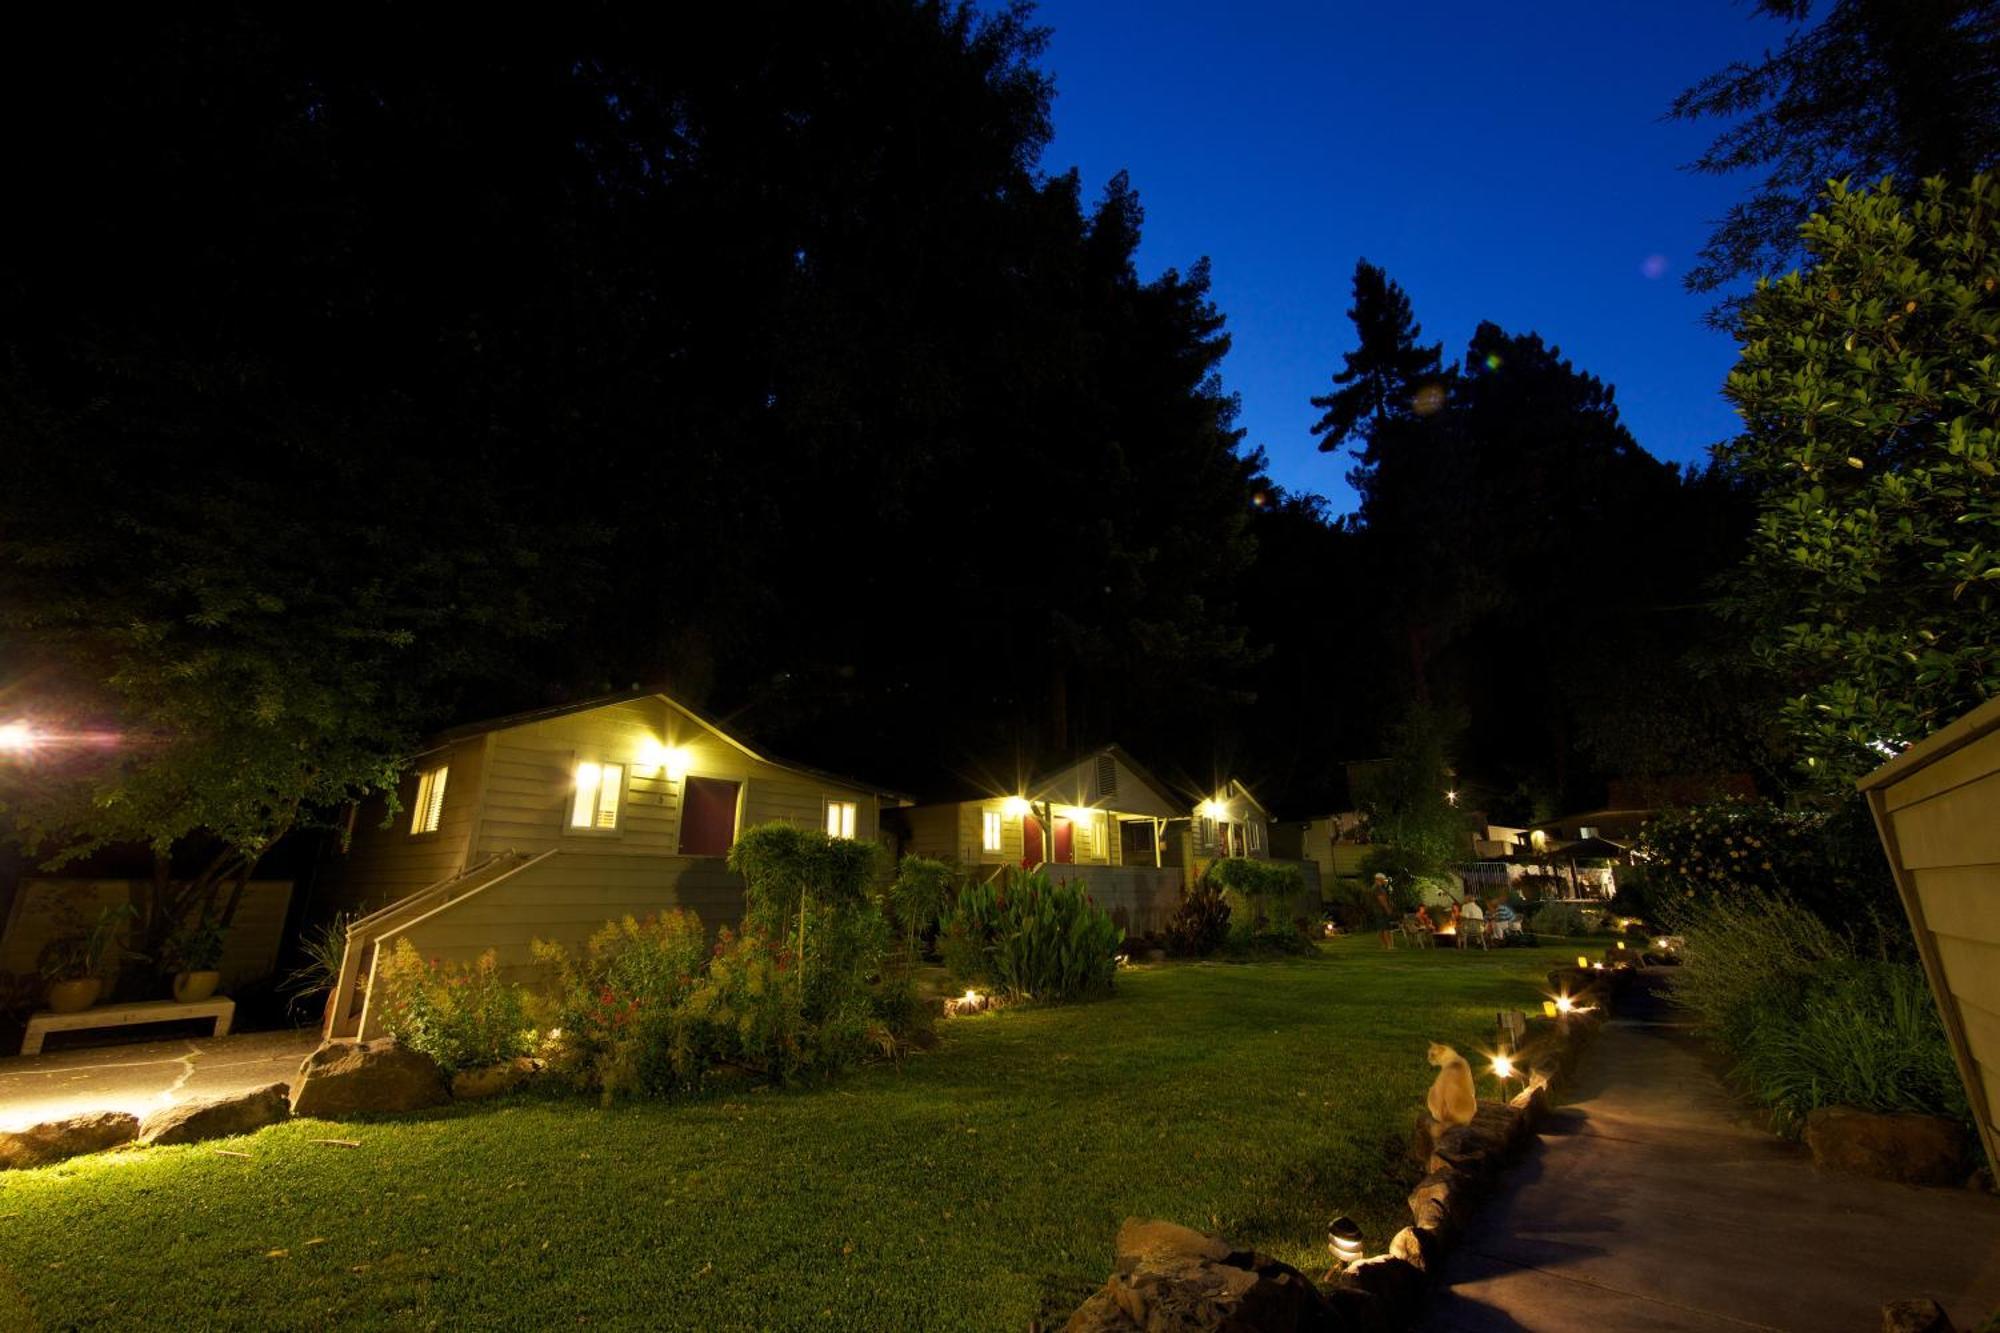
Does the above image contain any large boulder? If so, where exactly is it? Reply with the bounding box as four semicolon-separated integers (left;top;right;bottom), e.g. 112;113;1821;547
0;1111;138;1170
140;1083;291;1146
1804;1107;1970;1187
290;1039;448;1118
1063;1217;1332;1332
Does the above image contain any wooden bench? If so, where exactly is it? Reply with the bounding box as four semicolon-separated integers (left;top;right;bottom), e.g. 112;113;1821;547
20;997;235;1056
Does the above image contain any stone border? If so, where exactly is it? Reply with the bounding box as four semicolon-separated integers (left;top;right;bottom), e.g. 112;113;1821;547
1061;959;1638;1331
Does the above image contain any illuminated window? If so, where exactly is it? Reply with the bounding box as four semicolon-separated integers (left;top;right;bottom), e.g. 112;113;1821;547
1199;816;1216;849
1248;820;1263;853
825;800;858;840
570;761;624;830
410;765;448;835
981;810;1002;852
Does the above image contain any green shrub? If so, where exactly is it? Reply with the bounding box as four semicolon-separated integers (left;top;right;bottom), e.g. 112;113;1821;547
942;867;1124;1001
378;939;534;1078
886;855;955;956
1164;879;1231;957
1205;857;1304;929
1635;796;1896;926
1528;902;1586;936
1323;878;1373;932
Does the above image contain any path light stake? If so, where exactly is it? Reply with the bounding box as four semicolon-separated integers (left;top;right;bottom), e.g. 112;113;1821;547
1327;1216;1364;1269
1576;955;1589;970
1490;1049;1516;1097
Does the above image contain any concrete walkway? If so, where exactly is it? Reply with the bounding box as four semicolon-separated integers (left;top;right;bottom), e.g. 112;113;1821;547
0;1029;317;1132
1423;973;2000;1332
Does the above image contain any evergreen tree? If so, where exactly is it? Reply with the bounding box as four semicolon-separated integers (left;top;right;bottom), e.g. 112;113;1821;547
1672;0;2000;299
1309;260;1448;455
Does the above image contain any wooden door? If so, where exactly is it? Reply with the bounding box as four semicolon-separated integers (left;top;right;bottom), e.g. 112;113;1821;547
679;776;741;856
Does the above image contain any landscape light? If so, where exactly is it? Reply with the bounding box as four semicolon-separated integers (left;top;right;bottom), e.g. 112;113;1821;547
1327;1216;1364;1268
1542;1000;1558;1018
1491;1051;1515;1081
1616;940;1627;951
1576;956;1588;970
0;721;38;753
1555;994;1574;1014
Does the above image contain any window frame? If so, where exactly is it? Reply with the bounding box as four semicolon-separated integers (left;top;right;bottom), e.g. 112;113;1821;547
566;757;627;834
981;809;1003;853
409;764;449;837
824;798;859;841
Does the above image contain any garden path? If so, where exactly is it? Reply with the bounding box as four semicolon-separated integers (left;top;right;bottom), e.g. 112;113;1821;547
0;1029;315;1133
1421;971;2000;1331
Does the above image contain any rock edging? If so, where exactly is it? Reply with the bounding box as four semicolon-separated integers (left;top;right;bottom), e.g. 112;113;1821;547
1061;961;1630;1330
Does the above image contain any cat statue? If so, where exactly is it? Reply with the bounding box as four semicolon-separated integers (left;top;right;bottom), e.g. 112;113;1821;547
1425;1042;1477;1129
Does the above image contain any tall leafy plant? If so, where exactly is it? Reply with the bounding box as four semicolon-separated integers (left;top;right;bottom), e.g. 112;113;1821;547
941;868;1123;1001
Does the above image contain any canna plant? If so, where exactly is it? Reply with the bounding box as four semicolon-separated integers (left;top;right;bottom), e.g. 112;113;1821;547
942;867;1123;1001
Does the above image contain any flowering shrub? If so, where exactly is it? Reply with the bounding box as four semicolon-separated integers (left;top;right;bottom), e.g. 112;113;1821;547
1635;797;1895;925
531;911;709;1100
377;939;534;1078
942;867;1123;1001
536;826;920;1101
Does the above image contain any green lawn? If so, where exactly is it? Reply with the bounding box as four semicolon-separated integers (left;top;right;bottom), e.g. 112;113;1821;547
0;937;1579;1331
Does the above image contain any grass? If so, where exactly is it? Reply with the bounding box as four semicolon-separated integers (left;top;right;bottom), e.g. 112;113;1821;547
0;937;1580;1331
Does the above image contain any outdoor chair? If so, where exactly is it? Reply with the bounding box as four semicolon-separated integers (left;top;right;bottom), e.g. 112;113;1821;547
1397;915;1434;948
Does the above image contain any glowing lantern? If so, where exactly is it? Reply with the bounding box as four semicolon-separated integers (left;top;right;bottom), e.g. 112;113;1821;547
1327;1216;1364;1267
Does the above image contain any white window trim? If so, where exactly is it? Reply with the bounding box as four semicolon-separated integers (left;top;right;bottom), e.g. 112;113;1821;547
567;757;627;834
409;764;449;837
824;798;859;840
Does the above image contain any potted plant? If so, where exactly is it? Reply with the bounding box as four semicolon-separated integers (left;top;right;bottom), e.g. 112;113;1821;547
164;915;227;1002
36;904;137;1013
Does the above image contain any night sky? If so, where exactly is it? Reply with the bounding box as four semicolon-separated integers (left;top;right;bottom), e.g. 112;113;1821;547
1032;0;1781;511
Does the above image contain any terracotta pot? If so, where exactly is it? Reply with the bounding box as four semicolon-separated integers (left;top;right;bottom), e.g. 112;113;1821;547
172;970;221;1003
45;977;102;1014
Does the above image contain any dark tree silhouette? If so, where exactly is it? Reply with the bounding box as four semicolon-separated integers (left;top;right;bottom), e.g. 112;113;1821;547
1309;261;1449;454
1671;0;2000;299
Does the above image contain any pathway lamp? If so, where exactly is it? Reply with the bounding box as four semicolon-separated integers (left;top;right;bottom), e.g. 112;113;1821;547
1326;1216;1364;1269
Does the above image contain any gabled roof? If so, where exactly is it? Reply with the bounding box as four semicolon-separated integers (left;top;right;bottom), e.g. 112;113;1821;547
1025;742;1188;814
1222;777;1272;819
424;688;911;801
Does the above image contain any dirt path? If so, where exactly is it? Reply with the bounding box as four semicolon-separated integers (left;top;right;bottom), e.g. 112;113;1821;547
1421;973;2000;1331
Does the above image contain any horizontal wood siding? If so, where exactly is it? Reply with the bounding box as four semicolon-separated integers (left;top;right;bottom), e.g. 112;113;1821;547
377;852;746;979
2;880;293;990
319;736;485;916
1867;700;2000;1178
474;697;880;861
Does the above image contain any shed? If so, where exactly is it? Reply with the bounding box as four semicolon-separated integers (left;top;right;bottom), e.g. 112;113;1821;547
1857;693;2000;1176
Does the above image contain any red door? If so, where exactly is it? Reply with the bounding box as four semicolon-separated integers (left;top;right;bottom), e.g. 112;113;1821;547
1023;815;1045;868
678;776;741;856
1053;817;1074;864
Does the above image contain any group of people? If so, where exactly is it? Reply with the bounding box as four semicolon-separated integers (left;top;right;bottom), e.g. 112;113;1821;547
1368;873;1508;950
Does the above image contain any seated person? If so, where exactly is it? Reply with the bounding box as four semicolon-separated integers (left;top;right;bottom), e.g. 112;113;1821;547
1412;903;1437;933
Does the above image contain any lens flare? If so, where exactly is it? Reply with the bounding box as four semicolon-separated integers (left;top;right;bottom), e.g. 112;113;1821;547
1640;253;1669;279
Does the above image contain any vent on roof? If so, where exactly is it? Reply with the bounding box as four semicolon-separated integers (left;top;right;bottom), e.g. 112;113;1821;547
1091;754;1117;801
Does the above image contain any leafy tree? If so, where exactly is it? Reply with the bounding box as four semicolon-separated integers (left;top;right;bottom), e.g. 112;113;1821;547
1716;174;2000;786
1671;0;2000;300
1351;703;1467;876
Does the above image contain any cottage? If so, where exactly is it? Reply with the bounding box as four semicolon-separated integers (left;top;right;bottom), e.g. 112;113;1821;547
315;691;901;1039
893;747;1301;935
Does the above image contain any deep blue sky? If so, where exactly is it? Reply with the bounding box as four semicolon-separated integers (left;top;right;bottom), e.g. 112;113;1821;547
1029;0;1781;512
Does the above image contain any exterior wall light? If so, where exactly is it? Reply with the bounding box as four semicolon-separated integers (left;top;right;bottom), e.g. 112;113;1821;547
0;721;37;753
1002;796;1031;817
